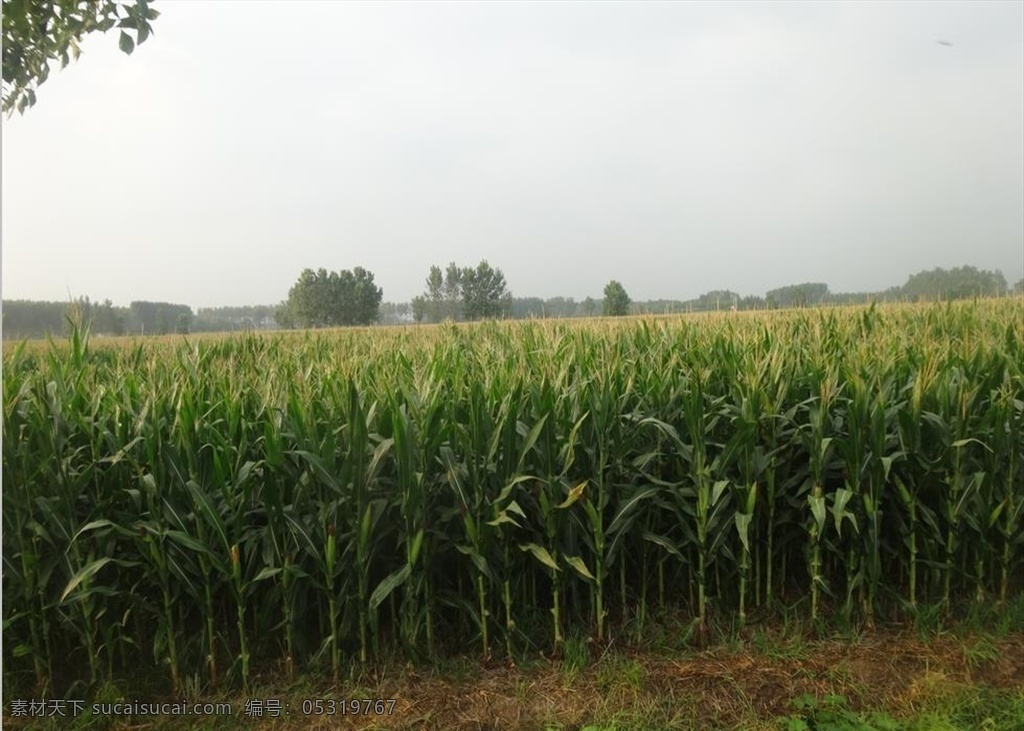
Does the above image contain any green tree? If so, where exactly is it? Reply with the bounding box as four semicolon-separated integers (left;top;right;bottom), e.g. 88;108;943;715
175;312;190;335
418;261;511;322
603;280;630;316
461;260;512;320
193;305;277;332
3;0;159;115
154;307;169;335
129;300;191;335
1;297;133;339
542;296;576;318
443;262;463;321
424;265;444;322
1014;278;1024;294
765;282;829;308
410;295;426;323
347;266;384;325
902;266;1007;301
94;298;126;335
274;301;296;329
284;267;383;328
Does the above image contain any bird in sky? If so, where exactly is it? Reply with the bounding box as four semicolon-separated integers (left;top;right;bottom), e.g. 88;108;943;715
937;39;954;46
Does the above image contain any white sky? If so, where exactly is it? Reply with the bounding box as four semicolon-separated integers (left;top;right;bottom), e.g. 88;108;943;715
2;0;1022;309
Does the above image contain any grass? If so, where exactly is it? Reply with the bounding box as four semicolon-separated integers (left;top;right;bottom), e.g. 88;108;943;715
6;615;1021;730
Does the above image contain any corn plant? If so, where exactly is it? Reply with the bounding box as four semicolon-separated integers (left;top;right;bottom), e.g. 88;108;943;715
4;301;1023;696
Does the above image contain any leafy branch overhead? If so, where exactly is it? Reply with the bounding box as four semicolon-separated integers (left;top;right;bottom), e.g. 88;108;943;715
2;0;159;115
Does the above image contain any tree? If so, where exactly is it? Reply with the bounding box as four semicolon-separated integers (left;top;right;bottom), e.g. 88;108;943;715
274;301;296;329
283;267;383;328
410;295;426;323
542;296;576;318
461;260;512;320
902;266;1007;301
377;301;412;325
424;266;444;322
765;282;830;308
129;300;192;335
348;266;384;325
443;262;463;321
3;0;159;115
94;298;126;335
155;307;169;335
416;260;511;322
603;280;630;316
193;305;277;332
1014;279;1024;295
511;297;544;319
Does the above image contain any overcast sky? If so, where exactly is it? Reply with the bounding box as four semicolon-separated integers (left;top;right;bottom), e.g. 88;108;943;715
2;1;1022;309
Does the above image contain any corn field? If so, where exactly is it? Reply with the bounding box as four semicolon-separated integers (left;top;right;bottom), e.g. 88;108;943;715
3;300;1022;694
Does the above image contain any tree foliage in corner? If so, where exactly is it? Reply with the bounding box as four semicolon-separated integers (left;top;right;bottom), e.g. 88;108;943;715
603;280;630;316
2;0;159;115
279;267;383;328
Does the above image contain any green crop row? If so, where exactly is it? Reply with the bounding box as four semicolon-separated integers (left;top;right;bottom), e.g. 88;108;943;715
2;299;1022;695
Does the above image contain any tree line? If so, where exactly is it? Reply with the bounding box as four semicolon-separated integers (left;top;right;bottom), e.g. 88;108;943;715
1;299;281;340
3;265;1021;339
2;298;191;340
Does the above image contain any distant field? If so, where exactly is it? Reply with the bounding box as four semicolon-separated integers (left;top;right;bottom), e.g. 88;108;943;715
3;299;1022;705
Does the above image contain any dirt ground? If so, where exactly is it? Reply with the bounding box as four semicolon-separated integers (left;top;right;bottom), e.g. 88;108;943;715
5;630;1022;730
237;630;1024;730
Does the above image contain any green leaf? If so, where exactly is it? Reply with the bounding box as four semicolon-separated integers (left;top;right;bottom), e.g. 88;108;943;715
98;436;144;466
495;476;533;507
711;480;729;505
12;644;35;658
186;480;230;554
641;531;684;559
254;567;282;582
608;486;660;536
119;31;135;55
410;528;424;565
989;499;1007;528
745;482;758;514
564;555;595;581
486;511;521;528
734;513;753;553
369;564;411;610
506;499;527;520
284;512;319;563
952;437;993;453
61;558;114;603
809;493;826;532
71;519;122;541
517;415;548;471
556;481;587;509
520;543;560;572
831;487;856;537
165;530;211;555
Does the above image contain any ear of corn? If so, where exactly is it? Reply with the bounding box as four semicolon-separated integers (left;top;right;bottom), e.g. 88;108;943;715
3;299;1022;693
